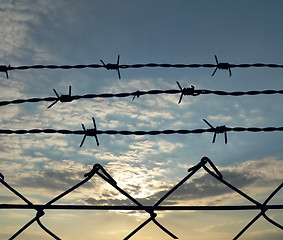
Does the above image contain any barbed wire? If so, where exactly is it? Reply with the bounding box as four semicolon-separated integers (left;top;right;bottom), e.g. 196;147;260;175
1;157;282;239
0;117;282;146
0;83;282;108
1;55;283;79
1;54;282;240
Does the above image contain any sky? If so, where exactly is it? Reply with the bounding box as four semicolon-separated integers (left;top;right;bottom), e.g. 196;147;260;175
0;0;282;239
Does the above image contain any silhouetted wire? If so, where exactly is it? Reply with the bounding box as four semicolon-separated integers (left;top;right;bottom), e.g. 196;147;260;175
1;54;283;239
0;164;176;240
4;62;283;71
0;127;282;135
2;204;282;211
0;117;282;147
1;157;282;240
0;86;282;107
1;54;283;79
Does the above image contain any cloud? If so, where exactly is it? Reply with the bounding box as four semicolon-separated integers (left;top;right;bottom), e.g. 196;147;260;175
16;170;86;192
0;0;62;62
81;157;283;207
3;156;282;206
154;157;283;205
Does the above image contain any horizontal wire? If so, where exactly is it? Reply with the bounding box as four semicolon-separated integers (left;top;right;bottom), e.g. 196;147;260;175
1;157;282;239
0;88;282;107
5;63;283;71
2;55;282;79
0;127;282;135
1;204;283;211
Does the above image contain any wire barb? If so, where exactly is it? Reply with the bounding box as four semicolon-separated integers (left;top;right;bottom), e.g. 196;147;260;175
132;90;141;101
80;117;99;147
0;65;10;78
47;86;73;108
212;55;232;76
100;55;121;79
176;81;200;103
202;119;228;144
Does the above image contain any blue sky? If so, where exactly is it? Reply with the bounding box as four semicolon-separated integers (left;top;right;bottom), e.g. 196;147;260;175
0;0;282;239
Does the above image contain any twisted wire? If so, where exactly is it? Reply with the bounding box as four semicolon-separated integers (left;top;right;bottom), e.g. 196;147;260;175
0;127;282;135
0;88;282;107
1;53;283;79
5;63;283;71
1;58;283;79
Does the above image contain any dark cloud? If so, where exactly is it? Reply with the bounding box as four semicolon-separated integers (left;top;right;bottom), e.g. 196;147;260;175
83;161;282;207
83;196;133;206
15;170;94;192
0;195;21;203
147;167;280;204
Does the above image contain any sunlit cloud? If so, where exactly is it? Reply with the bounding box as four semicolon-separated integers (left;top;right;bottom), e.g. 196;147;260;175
0;1;282;239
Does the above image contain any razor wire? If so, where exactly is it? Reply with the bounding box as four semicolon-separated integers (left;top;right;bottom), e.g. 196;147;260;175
1;157;282;240
0;83;282;108
0;117;282;146
1;55;283;79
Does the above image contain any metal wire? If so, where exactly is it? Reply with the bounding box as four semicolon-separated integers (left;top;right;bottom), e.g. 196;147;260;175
5;63;283;71
0;83;282;107
1;55;282;239
1;157;282;239
1;55;283;78
0;124;282;147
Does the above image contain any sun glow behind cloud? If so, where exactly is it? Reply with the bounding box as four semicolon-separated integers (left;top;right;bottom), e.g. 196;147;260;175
0;0;283;239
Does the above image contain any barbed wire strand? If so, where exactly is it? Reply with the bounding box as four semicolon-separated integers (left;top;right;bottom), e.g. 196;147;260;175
0;83;282;108
2;127;283;135
0;123;282;147
1;55;283;79
1;157;282;239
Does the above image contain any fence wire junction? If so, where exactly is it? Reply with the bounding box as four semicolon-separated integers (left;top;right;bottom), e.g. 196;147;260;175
0;157;282;240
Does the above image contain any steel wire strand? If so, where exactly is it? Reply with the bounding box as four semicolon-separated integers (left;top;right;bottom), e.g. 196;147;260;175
9;215;39;240
124;158;210;240
0;127;282;137
5;63;283;71
95;167;180;239
1;160;283;239
202;164;283;239
36;217;61;240
0;165;113;240
233;183;283;240
2;61;283;75
0;165;176;240
0;87;282;108
0;165;110;240
0;174;59;239
202;165;260;206
119;63;283;69
1;54;283;79
1;204;283;211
